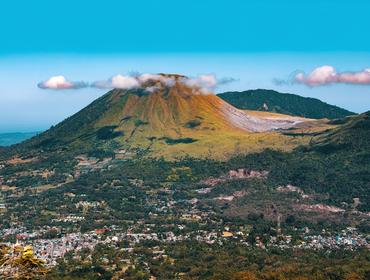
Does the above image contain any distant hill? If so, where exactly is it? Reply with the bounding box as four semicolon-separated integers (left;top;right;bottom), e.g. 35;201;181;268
0;132;39;146
218;89;356;119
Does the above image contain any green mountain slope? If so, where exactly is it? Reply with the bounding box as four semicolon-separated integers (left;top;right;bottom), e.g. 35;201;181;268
214;111;370;212
311;111;370;153
218;89;356;119
298;111;370;210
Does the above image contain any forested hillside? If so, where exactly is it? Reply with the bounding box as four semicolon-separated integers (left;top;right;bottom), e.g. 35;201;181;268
218;89;355;119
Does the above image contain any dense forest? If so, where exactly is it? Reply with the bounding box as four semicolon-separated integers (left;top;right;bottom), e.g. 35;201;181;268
48;244;370;280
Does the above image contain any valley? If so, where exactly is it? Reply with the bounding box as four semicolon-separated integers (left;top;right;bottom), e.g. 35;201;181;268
0;76;369;279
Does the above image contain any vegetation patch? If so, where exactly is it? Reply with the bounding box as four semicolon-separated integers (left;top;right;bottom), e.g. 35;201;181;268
185;119;202;128
96;126;123;140
33;137;63;149
312;142;347;153
134;119;149;127
161;137;197;145
87;149;115;159
281;131;322;137
328;117;352;125
121;115;132;121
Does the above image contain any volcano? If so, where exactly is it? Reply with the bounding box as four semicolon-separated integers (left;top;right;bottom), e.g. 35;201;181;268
15;74;316;159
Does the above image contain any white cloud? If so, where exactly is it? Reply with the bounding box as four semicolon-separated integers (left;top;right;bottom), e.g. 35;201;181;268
39;73;237;93
92;74;140;89
38;75;87;89
111;75;140;89
294;66;370;86
198;74;218;88
92;73;173;90
182;74;235;94
145;85;161;93
138;73;176;87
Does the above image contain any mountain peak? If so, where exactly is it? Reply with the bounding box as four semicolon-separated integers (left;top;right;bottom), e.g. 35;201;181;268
157;73;187;79
9;76;319;159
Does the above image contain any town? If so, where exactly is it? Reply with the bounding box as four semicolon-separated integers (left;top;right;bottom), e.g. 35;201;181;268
1;151;369;278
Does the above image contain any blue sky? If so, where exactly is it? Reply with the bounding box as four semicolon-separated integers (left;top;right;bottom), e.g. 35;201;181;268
2;0;370;54
0;0;369;132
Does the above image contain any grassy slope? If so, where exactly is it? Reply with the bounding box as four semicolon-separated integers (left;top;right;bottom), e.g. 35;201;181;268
91;87;322;159
312;111;370;152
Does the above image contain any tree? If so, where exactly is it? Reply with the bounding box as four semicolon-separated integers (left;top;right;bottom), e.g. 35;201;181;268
0;244;48;279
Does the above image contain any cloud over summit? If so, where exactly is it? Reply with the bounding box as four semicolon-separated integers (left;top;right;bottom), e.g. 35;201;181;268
92;75;140;89
39;73;236;93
